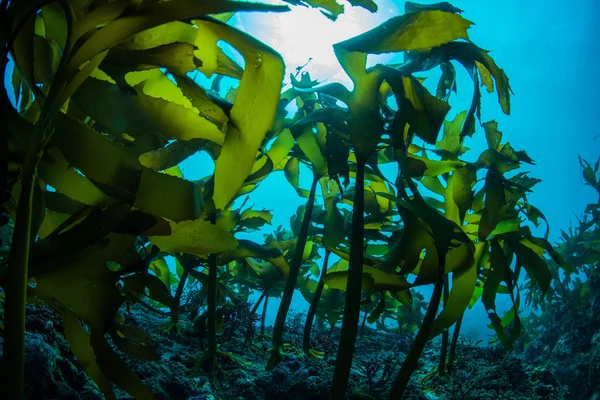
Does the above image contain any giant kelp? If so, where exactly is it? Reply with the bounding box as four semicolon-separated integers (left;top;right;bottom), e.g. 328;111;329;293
0;1;571;399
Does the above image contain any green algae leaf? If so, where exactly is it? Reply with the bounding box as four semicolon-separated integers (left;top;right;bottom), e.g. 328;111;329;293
66;1;289;76
38;154;118;207
73;76;226;145
173;74;230;129
485;218;522;240
122;273;175;309
324;265;415;293
436;111;468;158
239;209;273;229
283;0;344;21
398;42;511;140
284;157;311;198
429;241;484;338
34;233;155;398
51;113;204;221
405;2;463;14
111;323;160;362
267;129;296;169
348;0;377;12
218;239;282;265
174;18;286;210
383;69;451;145
134;169;204;222
149;258;174;289
138;139;206;172
478;170;510;242
106;42;202;76
62;310;114;399
367;294;386;323
323;194;346;247
446;165;477;224
484;120;503;150
296;128;328;177
91;335;157;400
436;61;457;102
512;241;551;294
406;155;465;178
37;209;71;240
29;206;132;273
150;219;238;256
482;239;521;349
338;10;472;54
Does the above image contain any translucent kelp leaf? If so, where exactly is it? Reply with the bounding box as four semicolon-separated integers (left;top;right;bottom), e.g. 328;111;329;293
296;128;328;177
138;139;206;172
62;310;114;399
150;219;238;256
348;0;377;12
338;10;472;54
436;111;468;158
405;2;463;14
172;74;229;129
513;241;551;294
484;120;503;150
41;3;68;49
73;77;226;145
197;19;285;210
149;258;173;289
134;169;204;222
38;154;118;207
283;0;344;21
37;209;70;240
122;273;175;308
35;234;154;398
406;155;465;178
482;239;521;349
267;129;296;170
240;209;273;229
66;0;289;75
107;43;202;76
485;218;522;240
284;157;310;198
428;241;484;338
324;265;415;292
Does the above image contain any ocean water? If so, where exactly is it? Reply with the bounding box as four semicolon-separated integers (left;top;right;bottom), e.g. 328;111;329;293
175;0;600;340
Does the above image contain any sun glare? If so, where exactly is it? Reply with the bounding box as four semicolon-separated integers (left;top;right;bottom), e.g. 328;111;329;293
235;1;401;88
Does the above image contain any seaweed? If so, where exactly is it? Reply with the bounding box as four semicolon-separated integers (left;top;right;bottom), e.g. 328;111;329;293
0;1;574;399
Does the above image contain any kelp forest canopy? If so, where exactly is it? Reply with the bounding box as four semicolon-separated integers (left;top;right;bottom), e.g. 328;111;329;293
0;1;577;399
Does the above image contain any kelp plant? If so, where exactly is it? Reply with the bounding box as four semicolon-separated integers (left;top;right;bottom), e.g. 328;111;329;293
0;1;570;399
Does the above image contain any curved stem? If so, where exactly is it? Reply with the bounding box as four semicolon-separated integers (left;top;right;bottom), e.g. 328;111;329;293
206;214;218;372
260;294;269;339
448;312;464;375
2;4;72;396
269;173;319;367
171;268;189;325
438;274;450;376
388;246;447;399
245;290;266;347
331;158;365;400
303;249;330;355
359;311;367;339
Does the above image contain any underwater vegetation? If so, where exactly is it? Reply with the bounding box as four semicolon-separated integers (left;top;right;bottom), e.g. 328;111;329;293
0;0;589;399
